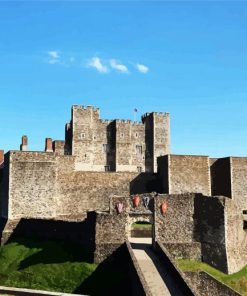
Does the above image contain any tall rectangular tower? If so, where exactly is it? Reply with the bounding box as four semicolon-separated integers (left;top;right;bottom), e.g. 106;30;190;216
142;112;170;172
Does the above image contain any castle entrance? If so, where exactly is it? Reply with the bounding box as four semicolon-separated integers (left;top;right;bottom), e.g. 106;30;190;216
127;214;153;238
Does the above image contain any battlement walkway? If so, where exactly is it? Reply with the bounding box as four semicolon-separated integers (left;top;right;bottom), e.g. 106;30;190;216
129;238;189;296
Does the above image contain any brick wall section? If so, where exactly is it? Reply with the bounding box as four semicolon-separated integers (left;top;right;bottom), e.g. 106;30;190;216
169;155;210;195
231;157;247;210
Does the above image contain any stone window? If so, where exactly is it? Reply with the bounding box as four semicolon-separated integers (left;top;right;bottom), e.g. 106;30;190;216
104;165;110;172
79;132;85;140
135;133;138;138
103;144;109;153
136;145;142;154
120;133;124;138
137;166;142;173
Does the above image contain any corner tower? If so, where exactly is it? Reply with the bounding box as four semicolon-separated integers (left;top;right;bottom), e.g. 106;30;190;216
142;112;170;172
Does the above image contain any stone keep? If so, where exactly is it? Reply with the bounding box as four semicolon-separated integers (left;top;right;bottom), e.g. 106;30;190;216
65;105;170;172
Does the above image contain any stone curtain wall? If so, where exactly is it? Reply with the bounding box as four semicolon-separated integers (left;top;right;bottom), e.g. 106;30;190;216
231;157;247;210
225;198;247;274
168;155;211;195
154;194;196;243
57;171;147;218
153;193;201;261
153;193;241;273
3;151;156;221
7;152;57;220
184;272;241;296
0;152;9;219
95;194;154;262
94;211;127;263
193;195;228;273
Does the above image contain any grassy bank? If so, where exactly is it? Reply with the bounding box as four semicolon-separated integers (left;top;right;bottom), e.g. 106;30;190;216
131;222;152;229
0;238;126;295
176;259;247;295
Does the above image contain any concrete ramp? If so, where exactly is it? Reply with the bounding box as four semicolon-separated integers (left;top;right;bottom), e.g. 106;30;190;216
129;238;187;296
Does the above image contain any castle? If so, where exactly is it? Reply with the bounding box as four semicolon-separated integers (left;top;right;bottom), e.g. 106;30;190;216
0;105;247;285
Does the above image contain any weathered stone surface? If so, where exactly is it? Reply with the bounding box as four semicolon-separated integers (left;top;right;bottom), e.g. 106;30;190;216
158;155;211;195
184;271;240;296
71;106;170;172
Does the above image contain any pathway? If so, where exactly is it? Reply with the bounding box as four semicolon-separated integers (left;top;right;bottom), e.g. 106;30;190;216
129;237;185;296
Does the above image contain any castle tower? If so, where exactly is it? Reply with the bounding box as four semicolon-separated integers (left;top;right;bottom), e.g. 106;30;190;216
71;105;114;171
142;112;170;172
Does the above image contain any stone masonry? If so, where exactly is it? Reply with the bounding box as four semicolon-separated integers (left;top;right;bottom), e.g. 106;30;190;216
0;104;247;277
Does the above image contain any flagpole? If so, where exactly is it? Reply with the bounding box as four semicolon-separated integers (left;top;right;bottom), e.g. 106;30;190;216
134;108;138;121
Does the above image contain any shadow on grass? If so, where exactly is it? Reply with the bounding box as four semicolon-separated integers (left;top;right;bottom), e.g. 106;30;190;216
6;237;93;270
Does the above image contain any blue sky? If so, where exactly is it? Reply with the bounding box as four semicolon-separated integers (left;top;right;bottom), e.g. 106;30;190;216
0;1;247;157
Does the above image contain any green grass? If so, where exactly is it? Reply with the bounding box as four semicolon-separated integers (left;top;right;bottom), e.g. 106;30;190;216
176;259;247;295
131;222;152;229
0;238;126;295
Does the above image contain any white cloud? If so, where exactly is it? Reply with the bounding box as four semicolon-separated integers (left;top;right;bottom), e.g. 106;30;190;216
110;59;128;73
87;57;108;73
136;63;149;74
48;51;60;64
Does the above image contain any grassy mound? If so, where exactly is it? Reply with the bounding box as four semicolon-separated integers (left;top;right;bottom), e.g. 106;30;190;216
176;259;247;295
0;238;126;295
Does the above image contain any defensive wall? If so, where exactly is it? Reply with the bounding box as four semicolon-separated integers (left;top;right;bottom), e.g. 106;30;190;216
0;151;156;223
94;193;247;274
1;104;247;281
211;157;247;210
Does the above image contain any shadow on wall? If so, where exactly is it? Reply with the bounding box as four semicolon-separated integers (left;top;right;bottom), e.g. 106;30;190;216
193;194;228;273
75;243;148;296
130;173;159;194
6;213;97;262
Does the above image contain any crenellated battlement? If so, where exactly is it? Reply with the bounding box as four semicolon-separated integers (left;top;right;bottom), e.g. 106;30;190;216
72;105;99;111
